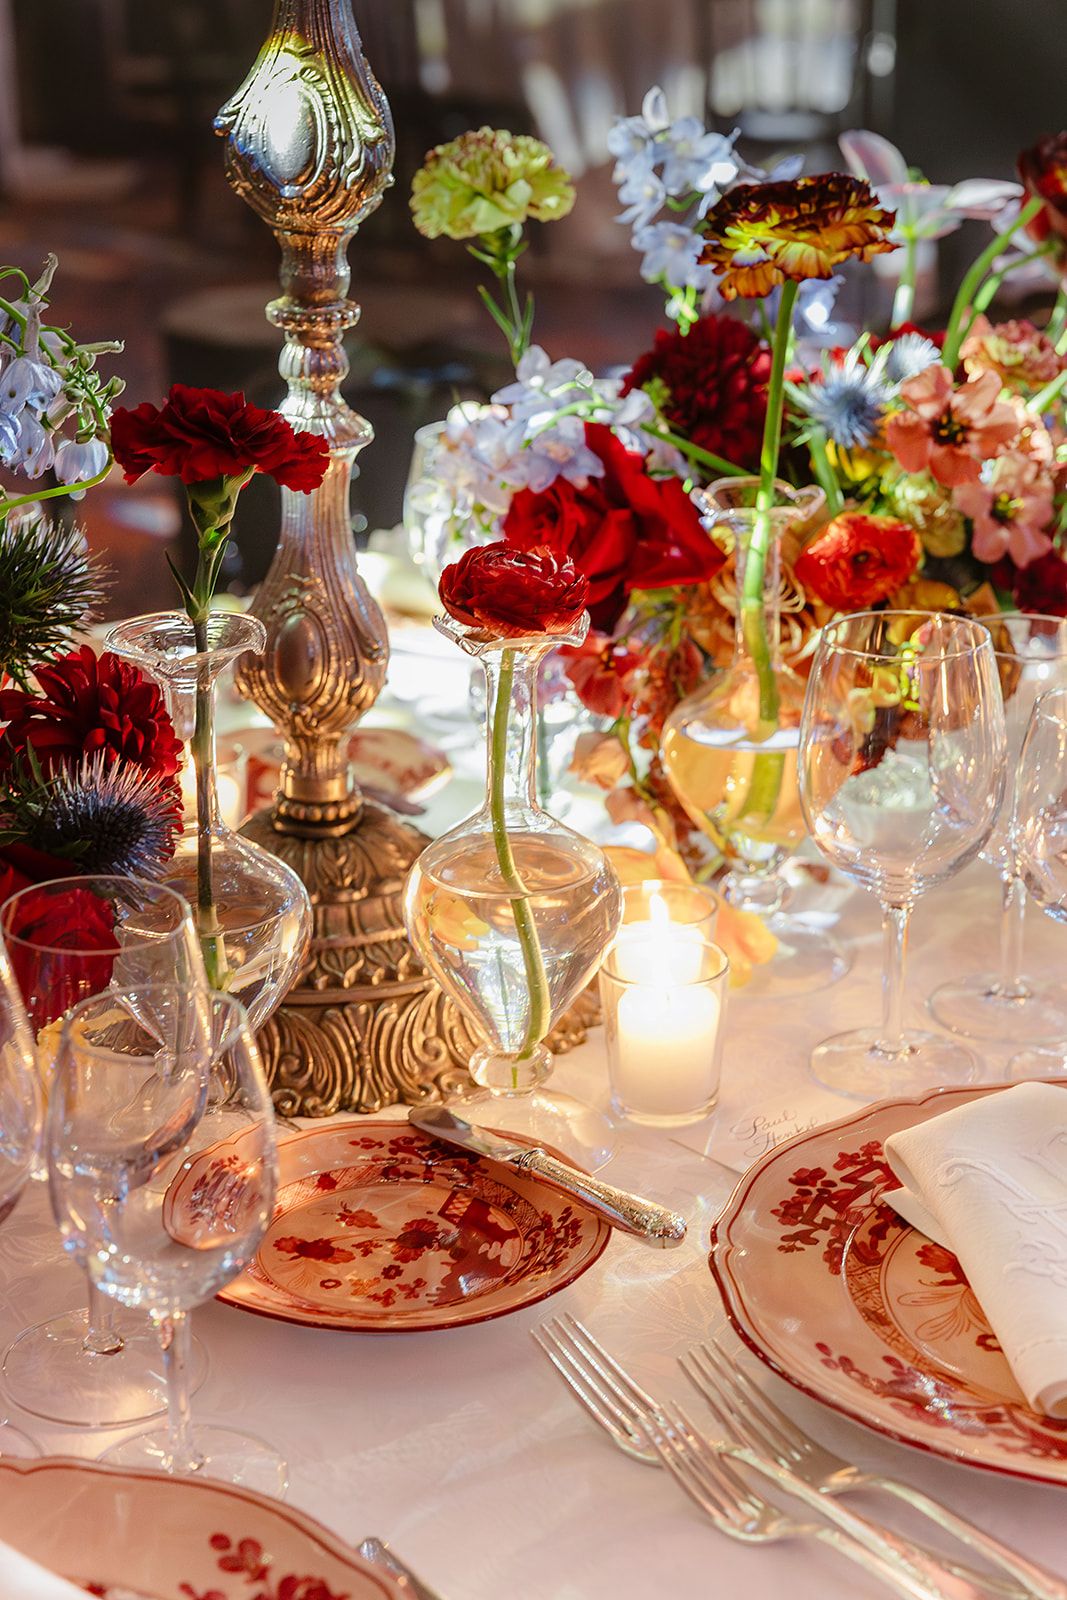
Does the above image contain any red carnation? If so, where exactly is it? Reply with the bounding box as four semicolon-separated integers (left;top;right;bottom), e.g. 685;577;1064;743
502;423;723;633
794;513;921;611
439;543;589;638
110;383;330;492
561;633;642;719
621;314;770;471
1018;133;1067;247
0;646;182;782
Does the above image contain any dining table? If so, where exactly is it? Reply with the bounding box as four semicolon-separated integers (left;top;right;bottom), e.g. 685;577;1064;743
2;608;1066;1600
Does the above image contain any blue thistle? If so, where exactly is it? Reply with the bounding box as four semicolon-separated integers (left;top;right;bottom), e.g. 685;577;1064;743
884;333;941;385
801;362;891;450
29;755;181;878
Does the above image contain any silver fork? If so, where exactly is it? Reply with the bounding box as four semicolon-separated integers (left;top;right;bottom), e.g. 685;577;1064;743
682;1339;1067;1600
534;1315;994;1600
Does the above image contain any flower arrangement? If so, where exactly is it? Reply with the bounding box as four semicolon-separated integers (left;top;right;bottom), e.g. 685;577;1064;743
407;100;1067;878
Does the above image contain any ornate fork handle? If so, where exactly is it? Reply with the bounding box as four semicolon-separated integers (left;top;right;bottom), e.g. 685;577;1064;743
855;1472;1067;1600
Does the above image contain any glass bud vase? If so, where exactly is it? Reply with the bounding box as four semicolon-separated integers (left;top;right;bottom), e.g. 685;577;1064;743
662;477;849;997
404;617;623;1162
105;611;312;1029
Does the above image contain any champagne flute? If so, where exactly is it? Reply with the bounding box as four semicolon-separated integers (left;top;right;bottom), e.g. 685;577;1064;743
798;611;1006;1098
0;945;42;1457
1008;685;1067;1078
1;875;209;1428
930;613;1067;1041
48;984;283;1492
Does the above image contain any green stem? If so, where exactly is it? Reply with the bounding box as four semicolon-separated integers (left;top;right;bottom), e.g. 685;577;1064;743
638;422;745;478
1047;286;1067;346
0;456;113;519
489;649;550;1063
807;428;844;517
184;540;230;991
1030;366;1067;416
942;196;1043;369
891;232;919;327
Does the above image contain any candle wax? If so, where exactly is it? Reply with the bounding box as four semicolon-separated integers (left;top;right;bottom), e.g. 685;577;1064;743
614;983;720;1117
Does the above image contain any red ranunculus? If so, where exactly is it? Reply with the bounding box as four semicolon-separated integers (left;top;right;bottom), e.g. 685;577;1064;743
110;383;331;491
2;883;119;1028
1018;133;1067;246
438;543;589;637
561;632;642;719
794;513;921;611
502;423;723;632
621;313;770;471
0;646;182;781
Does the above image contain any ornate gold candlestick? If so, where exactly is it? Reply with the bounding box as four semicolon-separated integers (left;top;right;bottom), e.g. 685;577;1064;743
214;0;476;1113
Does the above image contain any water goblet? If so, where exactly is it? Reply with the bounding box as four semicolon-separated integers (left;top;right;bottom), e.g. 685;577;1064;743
930;613;1067;1041
1007;685;1067;1078
0;945;42;1457
48;984;283;1492
1;875;208;1428
798;611;1006;1099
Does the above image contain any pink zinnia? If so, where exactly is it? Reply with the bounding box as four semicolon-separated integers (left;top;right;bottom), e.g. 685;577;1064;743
955;453;1055;568
885;365;1019;487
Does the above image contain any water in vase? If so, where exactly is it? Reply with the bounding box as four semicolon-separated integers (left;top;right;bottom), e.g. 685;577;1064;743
661;719;804;868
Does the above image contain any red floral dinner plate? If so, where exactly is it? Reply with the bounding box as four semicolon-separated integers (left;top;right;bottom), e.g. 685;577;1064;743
212;1121;611;1332
711;1082;1067;1484
0;1455;403;1598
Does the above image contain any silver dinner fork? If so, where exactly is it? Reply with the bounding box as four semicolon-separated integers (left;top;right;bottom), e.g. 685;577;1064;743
533;1315;997;1600
681;1340;1067;1600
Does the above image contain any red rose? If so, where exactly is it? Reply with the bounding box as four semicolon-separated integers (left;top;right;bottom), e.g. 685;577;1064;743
561;633;642;719
438;543;589;637
0;646;182;781
794;513;921;611
503;423;723;632
621;313;770;471
110;383;330;492
1018;133;1067;246
2;883;118;1028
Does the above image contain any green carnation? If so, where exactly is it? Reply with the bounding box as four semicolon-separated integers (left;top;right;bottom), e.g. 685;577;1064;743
410;127;575;241
881;463;967;558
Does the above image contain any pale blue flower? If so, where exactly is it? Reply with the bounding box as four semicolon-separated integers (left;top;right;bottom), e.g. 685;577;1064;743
800;359;891;449
54;437;109;486
633;222;710;291
884;333;941;384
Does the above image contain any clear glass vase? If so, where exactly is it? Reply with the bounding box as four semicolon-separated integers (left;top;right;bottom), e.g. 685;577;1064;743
403;617;623;1164
105;611;312;1029
661;477;850;996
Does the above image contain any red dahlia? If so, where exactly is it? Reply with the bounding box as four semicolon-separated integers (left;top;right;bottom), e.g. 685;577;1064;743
998;549;1067;615
438;543;589;638
1018;133;1067;246
0;646;183;782
621;314;770;472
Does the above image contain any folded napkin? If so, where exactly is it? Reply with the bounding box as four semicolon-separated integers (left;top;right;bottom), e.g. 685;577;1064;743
0;1538;93;1598
885;1081;1067;1418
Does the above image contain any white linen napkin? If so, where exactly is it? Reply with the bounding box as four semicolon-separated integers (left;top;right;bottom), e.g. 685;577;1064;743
884;1081;1067;1418
0;1538;94;1598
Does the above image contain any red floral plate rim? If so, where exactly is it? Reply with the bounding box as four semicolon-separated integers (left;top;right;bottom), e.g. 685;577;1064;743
710;1080;1067;1485
0;1453;404;1598
214;1120;612;1334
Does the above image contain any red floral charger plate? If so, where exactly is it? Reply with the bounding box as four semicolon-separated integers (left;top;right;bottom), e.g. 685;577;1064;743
210;1121;611;1332
711;1082;1067;1484
0;1455;403;1598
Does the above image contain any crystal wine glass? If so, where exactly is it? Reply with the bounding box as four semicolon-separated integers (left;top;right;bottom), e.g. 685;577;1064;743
1007;685;1067;1078
0;945;43;1457
1;875;209;1428
48;984;283;1492
798;610;1006;1098
930;613;1067;1041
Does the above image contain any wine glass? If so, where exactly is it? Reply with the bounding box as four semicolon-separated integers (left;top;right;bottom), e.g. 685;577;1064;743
0;945;43;1457
930;613;1067;1041
1008;685;1067;1078
798;610;1006;1098
48;984;283;1492
1;876;209;1428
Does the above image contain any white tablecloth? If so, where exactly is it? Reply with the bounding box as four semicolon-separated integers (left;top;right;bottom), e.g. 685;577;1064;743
4;624;1067;1598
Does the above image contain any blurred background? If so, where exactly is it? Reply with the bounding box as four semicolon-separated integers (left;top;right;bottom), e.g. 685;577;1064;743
1;0;1061;619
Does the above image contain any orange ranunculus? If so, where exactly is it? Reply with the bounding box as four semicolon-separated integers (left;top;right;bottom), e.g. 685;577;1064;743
699;174;896;301
885;365;1019;487
794;513;921;612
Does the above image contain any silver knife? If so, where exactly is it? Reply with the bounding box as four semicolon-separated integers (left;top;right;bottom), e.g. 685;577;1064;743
408;1105;687;1248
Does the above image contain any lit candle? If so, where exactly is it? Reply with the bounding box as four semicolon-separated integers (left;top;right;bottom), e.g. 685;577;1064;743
612;892;706;984
614;982;721;1118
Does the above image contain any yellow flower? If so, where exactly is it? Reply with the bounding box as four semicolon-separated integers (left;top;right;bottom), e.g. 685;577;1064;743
699;174;896;300
410;127;575;241
881;463;968;557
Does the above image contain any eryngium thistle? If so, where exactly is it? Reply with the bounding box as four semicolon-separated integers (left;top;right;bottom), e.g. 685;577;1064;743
0;518;107;687
801;362;891;450
29;755;181;878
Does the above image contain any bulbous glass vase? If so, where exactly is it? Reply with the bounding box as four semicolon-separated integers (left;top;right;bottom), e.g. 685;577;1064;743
404;616;623;1164
106;611;312;1029
662;477;850;997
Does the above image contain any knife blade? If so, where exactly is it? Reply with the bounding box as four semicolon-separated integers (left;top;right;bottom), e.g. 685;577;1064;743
408;1105;687;1248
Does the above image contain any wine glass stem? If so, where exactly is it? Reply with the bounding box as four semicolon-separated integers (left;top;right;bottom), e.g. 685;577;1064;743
997;871;1030;999
82;1280;123;1357
158;1310;201;1474
880;902;911;1054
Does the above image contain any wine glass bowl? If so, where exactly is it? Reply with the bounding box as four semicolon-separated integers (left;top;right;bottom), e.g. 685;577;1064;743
0;947;43;1459
799;610;1006;1098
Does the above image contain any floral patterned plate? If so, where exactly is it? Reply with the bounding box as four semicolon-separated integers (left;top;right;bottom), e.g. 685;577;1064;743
711;1082;1067;1484
0;1455;403;1597
211;1121;611;1332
